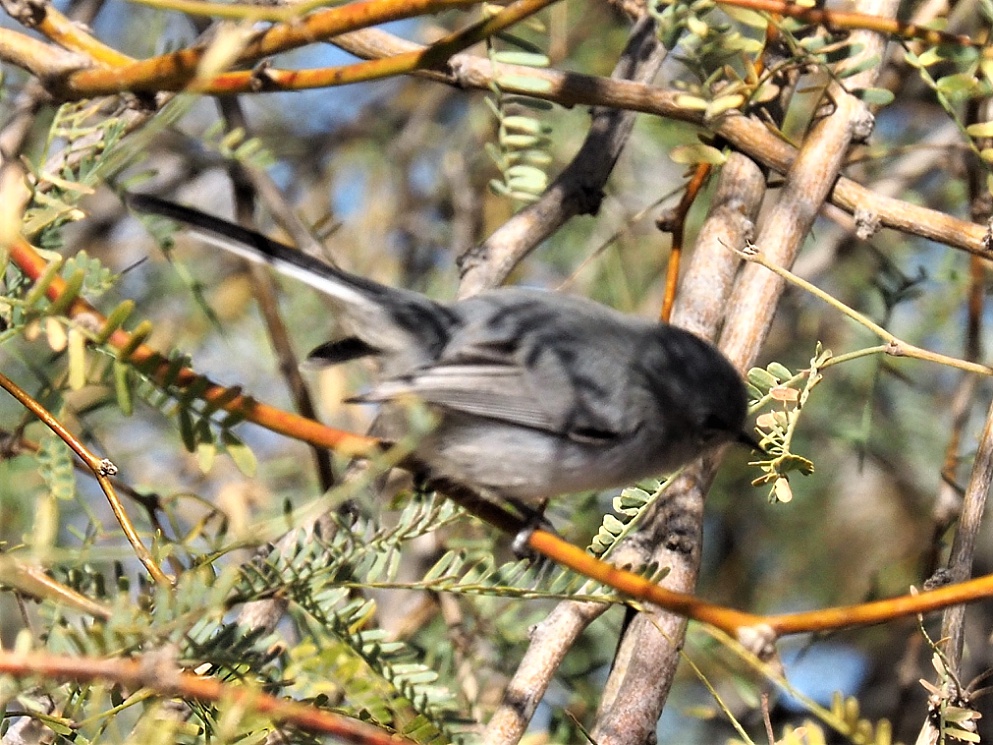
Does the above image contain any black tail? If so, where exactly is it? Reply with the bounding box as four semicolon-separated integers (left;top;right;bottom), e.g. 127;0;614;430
124;192;393;302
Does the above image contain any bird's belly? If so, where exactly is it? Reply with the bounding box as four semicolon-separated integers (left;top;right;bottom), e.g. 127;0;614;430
416;416;692;504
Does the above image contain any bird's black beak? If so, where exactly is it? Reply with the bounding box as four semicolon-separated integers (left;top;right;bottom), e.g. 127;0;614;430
737;431;766;455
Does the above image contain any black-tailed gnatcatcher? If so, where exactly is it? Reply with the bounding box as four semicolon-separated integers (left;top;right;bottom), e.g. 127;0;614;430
126;193;757;506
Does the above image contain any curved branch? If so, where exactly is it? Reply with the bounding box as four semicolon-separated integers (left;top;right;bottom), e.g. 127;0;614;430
331;28;989;281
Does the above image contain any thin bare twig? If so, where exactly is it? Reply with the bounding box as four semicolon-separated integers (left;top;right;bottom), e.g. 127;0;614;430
935;96;993;676
0;649;415;744
215;96;336;491
0;369;172;586
735;243;993;377
657;163;711;321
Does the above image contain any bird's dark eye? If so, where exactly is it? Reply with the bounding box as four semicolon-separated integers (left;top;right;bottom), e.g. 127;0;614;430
699;415;732;443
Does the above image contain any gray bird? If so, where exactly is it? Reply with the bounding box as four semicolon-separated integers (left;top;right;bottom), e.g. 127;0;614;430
126;193;755;507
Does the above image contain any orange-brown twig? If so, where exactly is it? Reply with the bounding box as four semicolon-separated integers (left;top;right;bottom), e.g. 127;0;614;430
765;573;993;636
56;0;487;97
528;529;993;640
46;0;560;97
199;0;562;94
31;3;135;66
527;529;762;633
0;369;172;587
8;234;378;456
716;0;982;48
0;649;415;744
658;163;711;322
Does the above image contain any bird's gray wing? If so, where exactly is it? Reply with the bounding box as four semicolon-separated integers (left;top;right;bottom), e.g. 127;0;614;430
354;347;629;443
427;295;638;440
352;364;560;432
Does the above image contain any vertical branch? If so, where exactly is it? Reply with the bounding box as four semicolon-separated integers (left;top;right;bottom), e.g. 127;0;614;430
592;0;896;734
589;152;765;744
937;95;993;672
940;397;993;670
480;15;671;745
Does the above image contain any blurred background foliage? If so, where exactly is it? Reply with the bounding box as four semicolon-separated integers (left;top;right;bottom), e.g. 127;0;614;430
1;0;993;743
